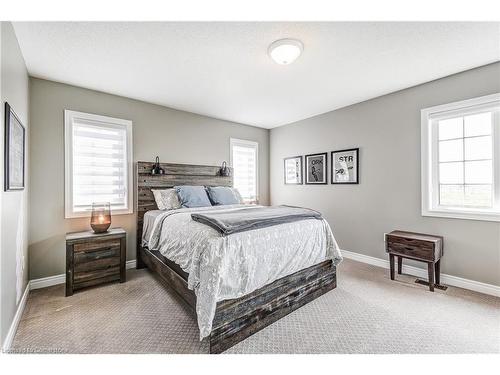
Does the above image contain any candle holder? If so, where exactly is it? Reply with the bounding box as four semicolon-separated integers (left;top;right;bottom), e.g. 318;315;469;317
90;202;111;233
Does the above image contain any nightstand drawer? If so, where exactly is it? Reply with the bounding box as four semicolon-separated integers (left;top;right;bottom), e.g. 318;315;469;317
74;238;121;253
387;236;434;260
73;274;121;290
74;265;120;284
74;256;121;273
74;246;120;263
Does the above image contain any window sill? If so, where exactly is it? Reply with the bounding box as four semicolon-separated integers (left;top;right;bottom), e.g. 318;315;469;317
422;208;500;222
65;208;133;219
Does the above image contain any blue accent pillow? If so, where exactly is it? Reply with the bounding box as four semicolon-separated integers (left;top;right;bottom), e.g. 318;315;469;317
206;186;240;206
174;185;212;208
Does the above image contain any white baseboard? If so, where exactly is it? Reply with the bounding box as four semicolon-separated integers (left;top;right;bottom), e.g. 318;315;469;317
125;259;137;269
2;283;30;352
29;273;66;290
341;249;500;297
30;259;137;290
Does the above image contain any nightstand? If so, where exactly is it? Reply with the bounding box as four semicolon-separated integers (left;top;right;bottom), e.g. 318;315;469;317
385;230;443;292
66;228;126;296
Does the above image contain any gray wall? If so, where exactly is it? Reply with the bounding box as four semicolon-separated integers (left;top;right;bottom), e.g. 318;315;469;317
270;62;500;286
1;22;30;346
29;77;270;280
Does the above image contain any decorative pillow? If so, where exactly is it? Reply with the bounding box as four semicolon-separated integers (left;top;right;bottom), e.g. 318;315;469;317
152;189;181;210
206;186;240;205
174;185;212;208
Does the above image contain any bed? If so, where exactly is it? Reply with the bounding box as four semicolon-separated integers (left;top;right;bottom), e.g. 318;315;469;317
136;161;341;353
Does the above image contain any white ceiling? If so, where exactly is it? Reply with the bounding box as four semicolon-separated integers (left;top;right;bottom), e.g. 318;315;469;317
12;22;500;128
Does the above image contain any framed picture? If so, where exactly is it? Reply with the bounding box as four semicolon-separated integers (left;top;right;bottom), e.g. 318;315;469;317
305;152;327;184
331;148;359;184
284;156;303;185
4;102;25;191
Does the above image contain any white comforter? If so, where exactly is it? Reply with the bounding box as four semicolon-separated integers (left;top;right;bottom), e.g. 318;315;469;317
144;204;342;339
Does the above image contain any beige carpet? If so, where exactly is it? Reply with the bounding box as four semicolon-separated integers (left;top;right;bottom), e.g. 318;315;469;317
9;258;500;354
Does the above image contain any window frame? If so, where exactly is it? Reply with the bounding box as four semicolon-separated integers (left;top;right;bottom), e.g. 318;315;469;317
64;110;133;218
229;138;259;204
421;93;500;222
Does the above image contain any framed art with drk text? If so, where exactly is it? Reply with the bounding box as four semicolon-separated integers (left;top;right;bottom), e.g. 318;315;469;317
305;152;327;184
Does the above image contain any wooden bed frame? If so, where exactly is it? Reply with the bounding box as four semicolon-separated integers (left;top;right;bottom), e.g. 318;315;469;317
136;161;337;353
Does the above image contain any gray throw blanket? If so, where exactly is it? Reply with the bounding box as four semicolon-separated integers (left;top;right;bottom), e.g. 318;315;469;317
191;205;322;235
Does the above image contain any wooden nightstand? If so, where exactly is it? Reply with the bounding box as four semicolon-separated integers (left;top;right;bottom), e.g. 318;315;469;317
66;228;126;296
385;230;443;292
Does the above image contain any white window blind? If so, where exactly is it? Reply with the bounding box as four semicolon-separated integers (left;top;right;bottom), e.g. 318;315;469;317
421;93;500;221
65;110;133;218
230;138;259;203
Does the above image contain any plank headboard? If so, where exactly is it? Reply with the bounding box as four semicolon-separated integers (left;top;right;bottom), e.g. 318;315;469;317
136;161;233;264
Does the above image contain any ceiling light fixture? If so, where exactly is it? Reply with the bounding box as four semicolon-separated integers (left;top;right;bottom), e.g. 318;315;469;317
268;38;303;65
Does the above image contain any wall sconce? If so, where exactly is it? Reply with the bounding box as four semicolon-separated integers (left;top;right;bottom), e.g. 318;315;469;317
90;202;111;233
219;161;231;177
151;156;165;175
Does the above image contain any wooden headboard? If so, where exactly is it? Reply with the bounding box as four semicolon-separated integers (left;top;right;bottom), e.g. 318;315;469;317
136;161;233;263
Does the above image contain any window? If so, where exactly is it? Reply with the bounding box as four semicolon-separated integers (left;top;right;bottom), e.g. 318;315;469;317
421;93;500;221
65;110;133;218
230;138;259;203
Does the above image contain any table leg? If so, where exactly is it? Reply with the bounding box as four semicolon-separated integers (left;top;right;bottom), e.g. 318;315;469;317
434;259;441;285
397;256;402;274
389;254;395;280
427;262;435;292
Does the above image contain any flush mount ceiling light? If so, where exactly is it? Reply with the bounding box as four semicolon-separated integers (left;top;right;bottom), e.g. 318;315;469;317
268;38;304;65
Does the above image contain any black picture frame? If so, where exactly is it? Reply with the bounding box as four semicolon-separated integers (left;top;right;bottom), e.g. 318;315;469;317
284;156;303;185
305;152;328;185
331;148;359;184
4;102;25;191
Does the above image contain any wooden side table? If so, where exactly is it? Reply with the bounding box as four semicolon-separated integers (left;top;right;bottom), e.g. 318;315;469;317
66;228;126;296
385;230;443;292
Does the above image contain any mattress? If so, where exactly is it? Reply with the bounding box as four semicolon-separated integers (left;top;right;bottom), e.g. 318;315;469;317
143;204;342;339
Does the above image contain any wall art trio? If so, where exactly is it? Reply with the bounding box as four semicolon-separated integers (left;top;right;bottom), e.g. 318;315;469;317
284;148;359;185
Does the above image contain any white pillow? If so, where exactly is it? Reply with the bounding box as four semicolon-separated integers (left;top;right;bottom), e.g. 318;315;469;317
231;188;244;204
152;189;181;210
